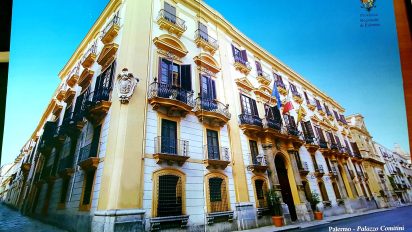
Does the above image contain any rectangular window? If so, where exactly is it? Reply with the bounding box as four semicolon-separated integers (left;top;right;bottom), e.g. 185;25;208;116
255;61;263;75
249;140;259;165
303;91;310;103
198;21;208;41
283;114;296;129
94;61;116;99
200;75;216;99
324;103;331;116
231;45;248;64
164;2;177;23
158;175;182;217
333;110;339;121
59;178;70;205
315;126;326;142
209;178;223;202
207;129;220;160
80;169;95;210
158;58;191;91
315;99;322;111
302;121;315;141
161;119;177;154
240;94;258;116
90;125;102;158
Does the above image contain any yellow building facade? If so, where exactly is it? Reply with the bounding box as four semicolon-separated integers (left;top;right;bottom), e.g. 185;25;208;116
0;0;394;231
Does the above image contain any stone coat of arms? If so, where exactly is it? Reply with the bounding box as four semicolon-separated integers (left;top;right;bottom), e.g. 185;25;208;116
117;68;139;104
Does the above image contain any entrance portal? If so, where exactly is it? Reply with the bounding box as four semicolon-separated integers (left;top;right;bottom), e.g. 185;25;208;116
275;155;297;221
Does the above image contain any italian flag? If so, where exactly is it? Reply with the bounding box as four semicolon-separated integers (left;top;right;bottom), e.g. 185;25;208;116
282;90;294;114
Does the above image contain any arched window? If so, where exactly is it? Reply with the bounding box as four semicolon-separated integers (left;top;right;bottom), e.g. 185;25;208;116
206;173;230;213
318;181;329;201
253;177;268;208
153;169;186;217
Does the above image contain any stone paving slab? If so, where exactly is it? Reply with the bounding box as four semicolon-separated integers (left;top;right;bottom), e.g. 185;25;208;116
0;204;67;232
241;205;410;232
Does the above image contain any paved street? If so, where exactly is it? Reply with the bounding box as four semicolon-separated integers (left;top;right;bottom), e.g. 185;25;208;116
0;204;67;232
292;206;412;232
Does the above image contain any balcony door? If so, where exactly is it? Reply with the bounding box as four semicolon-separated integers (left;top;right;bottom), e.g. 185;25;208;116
249;140;259;165
200;75;217;111
207;129;219;160
94;61;116;101
198;22;208;41
161;119;177;155
158;58;191;101
164;2;176;23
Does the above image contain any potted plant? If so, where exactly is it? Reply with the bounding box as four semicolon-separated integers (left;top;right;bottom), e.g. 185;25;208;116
267;189;283;227
309;192;323;220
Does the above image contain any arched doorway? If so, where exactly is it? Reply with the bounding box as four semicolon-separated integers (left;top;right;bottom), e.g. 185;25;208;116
275;154;297;221
302;180;311;203
338;165;349;196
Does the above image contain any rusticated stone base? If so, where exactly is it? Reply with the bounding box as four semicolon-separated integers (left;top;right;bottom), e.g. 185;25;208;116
92;209;145;232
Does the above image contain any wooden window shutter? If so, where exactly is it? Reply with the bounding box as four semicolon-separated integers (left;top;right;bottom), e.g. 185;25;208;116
251;98;258;116
241;50;248;62
305;121;315;138
256;61;262;74
211;79;216;99
180;64;191;91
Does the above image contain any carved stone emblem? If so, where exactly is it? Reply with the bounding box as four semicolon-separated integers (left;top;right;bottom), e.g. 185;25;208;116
117;68;139;104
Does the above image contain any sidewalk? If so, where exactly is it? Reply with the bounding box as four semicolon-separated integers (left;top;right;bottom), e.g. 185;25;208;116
240;206;406;232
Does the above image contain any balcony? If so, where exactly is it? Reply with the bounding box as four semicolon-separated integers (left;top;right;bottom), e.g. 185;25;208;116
316;105;325;116
315;164;325;177
194;97;230;127
194;29;218;54
101;14;120;44
153;136;189;166
292;91;303;104
157;9;187;37
256;71;271;86
262;118;287;139
148;80;194;117
78;143;99;171
58;155;74;178
78;68;94;89
52;104;63;118
83;87;112;125
38;121;58;155
247;153;268;174
298;161;310;176
307;100;317;111
276;81;287;96
330;142;339;151
81;43;97;68
63;88;76;106
286;124;301;138
318;139;329;149
40;165;53;182
203;145;230;170
97;43;119;69
239;114;263;136
66;65;80;87
62;111;85;136
53;125;67;144
56;89;66;101
233;56;252;75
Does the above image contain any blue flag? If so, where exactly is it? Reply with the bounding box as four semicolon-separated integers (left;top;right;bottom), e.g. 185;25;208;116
271;81;282;109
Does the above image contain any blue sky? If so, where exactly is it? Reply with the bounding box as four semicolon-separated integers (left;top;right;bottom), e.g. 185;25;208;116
1;1;409;165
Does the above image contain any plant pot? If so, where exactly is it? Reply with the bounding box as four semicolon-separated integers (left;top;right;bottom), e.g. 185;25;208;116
314;211;323;220
272;216;284;227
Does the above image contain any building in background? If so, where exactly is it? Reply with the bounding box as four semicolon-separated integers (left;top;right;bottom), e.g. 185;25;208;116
0;0;408;231
375;142;412;205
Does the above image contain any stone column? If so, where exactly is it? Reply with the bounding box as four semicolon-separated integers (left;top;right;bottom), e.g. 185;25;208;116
288;149;311;222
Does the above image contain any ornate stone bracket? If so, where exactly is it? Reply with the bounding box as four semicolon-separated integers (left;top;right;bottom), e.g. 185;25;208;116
117;68;139;104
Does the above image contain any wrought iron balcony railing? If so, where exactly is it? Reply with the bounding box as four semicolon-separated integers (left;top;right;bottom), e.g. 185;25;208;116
276;80;286;89
154;136;189;157
262;118;283;132
250;153;267;166
233;55;251;69
148;81;195;107
204;145;230;162
291;90;301;98
40;165;52;180
318;139;328;149
194;29;218;50
102;14;120;38
157;9;187;31
194;97;230;119
78;143;98;164
286;125;300;137
239;114;263;127
330;142;339;150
